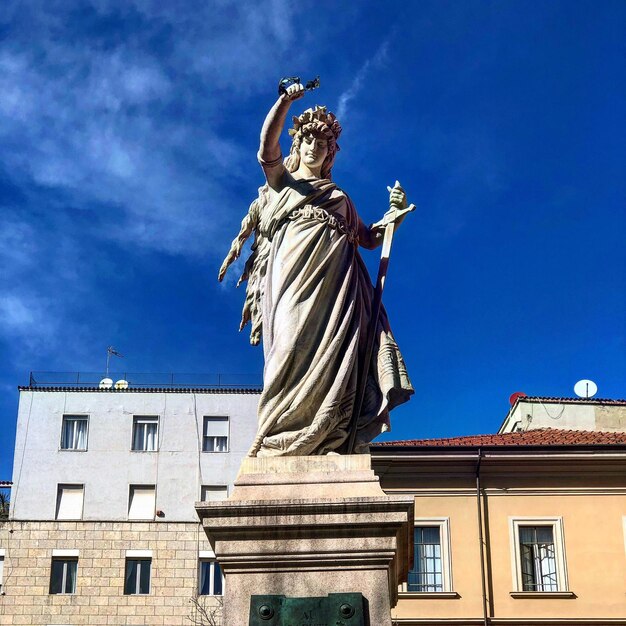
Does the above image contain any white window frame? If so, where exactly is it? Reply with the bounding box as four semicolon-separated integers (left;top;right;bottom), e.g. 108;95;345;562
124;557;151;595
59;414;89;451
131;415;159;452
400;518;453;595
202;416;229;453
198;557;224;596
55;484;84;520
509;517;569;593
200;485;228;501
49;557;78;595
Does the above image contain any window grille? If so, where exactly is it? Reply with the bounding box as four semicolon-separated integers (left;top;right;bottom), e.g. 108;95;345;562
519;526;558;591
199;560;223;596
132;416;158;451
124;558;151;594
203;416;229;452
60;415;88;450
50;559;77;594
407;526;443;592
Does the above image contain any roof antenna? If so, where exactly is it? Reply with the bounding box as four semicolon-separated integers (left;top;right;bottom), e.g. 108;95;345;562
574;379;597;398
106;346;124;378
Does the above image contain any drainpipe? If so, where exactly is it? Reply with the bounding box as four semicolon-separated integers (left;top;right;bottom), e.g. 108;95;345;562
476;448;489;626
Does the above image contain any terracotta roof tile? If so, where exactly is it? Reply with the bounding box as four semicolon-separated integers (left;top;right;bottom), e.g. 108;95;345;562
515;396;626;405
373;428;626;448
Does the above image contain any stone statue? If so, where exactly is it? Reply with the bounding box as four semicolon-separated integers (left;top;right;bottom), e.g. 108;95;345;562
219;81;414;457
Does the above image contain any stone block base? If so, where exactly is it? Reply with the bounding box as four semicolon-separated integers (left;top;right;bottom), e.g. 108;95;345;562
196;455;414;626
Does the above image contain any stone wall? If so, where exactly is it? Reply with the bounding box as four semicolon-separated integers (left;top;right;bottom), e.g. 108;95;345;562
0;520;222;626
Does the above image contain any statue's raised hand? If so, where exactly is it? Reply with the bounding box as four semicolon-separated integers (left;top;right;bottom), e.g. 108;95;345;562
281;82;305;102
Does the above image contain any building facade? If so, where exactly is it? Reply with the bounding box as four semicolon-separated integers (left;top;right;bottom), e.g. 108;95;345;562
2;385;626;626
373;427;626;626
1;382;260;626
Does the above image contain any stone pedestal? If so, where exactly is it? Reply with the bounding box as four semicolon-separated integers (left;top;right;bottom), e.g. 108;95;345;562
196;455;414;626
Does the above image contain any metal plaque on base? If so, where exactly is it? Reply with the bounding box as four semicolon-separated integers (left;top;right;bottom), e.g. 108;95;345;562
249;593;366;625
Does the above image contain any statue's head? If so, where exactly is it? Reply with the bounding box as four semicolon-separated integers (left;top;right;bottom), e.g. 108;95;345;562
286;106;342;179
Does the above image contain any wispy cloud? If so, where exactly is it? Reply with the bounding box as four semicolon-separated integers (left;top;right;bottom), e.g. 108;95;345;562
336;39;390;121
0;0;302;363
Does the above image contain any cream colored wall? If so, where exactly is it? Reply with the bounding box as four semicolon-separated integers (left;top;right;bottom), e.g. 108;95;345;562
387;476;626;622
486;492;626;618
392;494;484;620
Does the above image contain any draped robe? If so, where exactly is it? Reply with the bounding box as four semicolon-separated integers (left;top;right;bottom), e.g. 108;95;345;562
247;176;413;456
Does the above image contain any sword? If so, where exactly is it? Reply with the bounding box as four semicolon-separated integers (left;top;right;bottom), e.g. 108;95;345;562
345;181;416;454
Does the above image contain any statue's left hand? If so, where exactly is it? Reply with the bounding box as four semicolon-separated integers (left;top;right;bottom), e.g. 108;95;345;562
372;181;416;231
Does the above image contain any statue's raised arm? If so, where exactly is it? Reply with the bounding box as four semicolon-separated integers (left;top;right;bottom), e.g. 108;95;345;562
258;83;304;191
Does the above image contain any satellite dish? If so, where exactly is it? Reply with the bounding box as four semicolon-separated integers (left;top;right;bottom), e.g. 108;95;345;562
509;391;527;406
99;378;113;389
114;379;129;389
574;379;597;398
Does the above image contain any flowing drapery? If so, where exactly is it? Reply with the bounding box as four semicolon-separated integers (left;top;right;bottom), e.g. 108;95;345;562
247;177;413;456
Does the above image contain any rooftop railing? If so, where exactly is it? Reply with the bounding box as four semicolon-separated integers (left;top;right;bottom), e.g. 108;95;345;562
27;371;261;389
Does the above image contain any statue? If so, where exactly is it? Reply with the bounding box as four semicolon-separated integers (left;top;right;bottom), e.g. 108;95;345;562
219;80;414;457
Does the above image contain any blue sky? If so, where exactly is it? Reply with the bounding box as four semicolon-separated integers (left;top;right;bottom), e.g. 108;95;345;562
1;0;624;479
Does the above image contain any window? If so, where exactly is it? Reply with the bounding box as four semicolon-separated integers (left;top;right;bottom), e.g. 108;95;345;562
124;558;151;594
0;549;4;592
510;518;569;593
132;416;158;451
203;416;229;452
50;559;77;594
409;526;443;591
55;484;84;520
401;519;452;594
128;485;156;520
60;415;88;450
201;485;228;501
199;560;223;596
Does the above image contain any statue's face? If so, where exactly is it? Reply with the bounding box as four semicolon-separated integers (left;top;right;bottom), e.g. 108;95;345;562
299;133;328;170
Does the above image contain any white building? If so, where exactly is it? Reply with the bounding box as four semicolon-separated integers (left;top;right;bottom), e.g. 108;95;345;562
1;375;260;626
499;395;626;434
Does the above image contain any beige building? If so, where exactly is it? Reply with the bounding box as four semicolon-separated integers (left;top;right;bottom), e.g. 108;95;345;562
372;426;626;626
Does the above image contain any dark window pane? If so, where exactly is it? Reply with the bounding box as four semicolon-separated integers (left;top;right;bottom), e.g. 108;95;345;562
199;561;211;595
50;560;64;594
213;562;222;595
124;559;137;594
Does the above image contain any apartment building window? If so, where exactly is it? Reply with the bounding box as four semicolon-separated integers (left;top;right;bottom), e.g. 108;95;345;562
128;485;156;520
401;519;452;594
124;558;151;594
203;416;229;452
199;560;223;596
0;549;4;593
50;558;77;594
510;518;569;593
60;415;88;450
201;485;228;501
132;416;158;451
55;484;84;520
